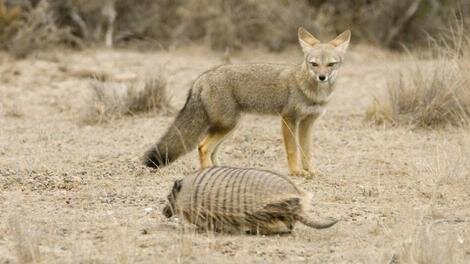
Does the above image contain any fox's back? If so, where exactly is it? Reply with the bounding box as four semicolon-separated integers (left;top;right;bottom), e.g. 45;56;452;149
197;63;296;114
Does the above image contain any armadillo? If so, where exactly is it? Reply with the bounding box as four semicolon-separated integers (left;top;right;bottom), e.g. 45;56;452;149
162;166;337;235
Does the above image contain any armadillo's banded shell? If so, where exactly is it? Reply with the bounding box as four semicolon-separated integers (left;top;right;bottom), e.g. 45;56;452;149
175;166;306;231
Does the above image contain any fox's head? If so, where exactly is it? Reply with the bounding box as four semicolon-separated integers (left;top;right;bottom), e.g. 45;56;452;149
298;27;351;84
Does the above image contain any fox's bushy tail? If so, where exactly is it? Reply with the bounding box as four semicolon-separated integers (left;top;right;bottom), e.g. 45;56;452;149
144;90;208;168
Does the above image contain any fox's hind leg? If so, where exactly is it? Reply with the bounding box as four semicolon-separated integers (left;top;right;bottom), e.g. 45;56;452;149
199;92;240;168
198;127;233;168
210;128;234;165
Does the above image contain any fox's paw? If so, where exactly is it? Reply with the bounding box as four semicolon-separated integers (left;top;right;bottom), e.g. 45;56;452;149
290;169;317;179
305;167;322;177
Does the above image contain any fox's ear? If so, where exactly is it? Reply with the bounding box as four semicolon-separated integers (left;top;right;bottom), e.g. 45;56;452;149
298;27;320;52
329;30;351;54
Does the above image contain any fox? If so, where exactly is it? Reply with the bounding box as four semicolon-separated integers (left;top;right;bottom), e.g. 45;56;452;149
144;27;351;177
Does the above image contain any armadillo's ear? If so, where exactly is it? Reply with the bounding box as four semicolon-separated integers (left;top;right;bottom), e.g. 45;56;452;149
298;27;320;52
329;30;351;54
173;179;183;192
163;205;174;218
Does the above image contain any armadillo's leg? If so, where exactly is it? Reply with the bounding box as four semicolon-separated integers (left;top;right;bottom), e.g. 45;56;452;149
298;115;319;176
263;221;294;235
198;127;232;168
281;117;300;176
246;221;293;235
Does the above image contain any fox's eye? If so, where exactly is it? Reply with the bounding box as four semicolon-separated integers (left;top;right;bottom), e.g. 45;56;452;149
327;62;336;67
310;62;319;67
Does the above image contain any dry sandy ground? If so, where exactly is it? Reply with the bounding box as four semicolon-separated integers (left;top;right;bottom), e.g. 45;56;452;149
0;45;469;263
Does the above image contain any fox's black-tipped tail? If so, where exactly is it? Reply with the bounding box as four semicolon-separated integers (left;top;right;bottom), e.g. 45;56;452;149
144;90;209;168
144;147;169;168
296;215;338;229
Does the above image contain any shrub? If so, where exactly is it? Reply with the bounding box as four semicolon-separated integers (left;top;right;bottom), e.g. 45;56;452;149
5;1;76;58
0;0;22;48
80;75;173;125
2;0;470;53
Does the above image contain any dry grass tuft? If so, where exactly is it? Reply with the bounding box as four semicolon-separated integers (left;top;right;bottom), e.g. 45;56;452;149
80;75;172;125
366;58;470;128
8;215;41;263
395;222;467;264
366;26;470;130
389;143;470;264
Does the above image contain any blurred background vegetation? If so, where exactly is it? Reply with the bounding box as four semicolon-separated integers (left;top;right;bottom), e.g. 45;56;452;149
0;0;469;57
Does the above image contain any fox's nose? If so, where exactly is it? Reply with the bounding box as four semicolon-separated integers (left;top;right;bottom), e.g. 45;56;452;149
318;75;327;82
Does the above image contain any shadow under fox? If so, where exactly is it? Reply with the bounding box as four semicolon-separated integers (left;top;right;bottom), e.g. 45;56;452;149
144;27;351;176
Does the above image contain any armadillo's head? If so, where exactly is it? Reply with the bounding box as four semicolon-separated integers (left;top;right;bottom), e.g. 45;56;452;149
163;179;183;218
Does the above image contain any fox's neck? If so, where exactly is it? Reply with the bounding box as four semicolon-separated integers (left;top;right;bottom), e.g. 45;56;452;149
292;63;335;103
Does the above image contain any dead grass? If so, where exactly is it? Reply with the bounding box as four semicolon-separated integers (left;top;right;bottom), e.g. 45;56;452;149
366;22;470;128
8;214;41;263
366;53;470;128
80;75;172;125
393;144;470;263
396;222;467;264
366;18;470;128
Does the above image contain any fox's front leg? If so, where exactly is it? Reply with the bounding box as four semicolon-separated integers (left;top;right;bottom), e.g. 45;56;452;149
281;117;301;176
298;115;319;176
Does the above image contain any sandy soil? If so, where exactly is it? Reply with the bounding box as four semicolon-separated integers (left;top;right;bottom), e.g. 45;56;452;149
0;45;469;263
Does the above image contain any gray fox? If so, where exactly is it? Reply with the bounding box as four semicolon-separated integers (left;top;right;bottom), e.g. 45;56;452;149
144;27;351;177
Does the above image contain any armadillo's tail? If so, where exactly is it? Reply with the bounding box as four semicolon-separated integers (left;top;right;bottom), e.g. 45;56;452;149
296;214;338;229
